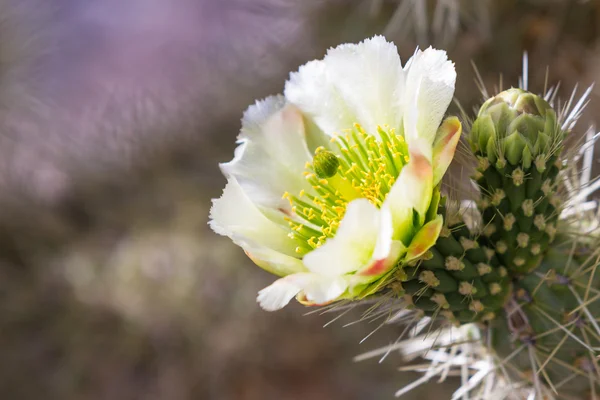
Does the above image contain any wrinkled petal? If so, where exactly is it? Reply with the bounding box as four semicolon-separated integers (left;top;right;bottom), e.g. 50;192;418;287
257;273;347;311
405;214;444;261
285;36;407;137
432;117;462;186
210;178;298;258
322;36;404;133
221;96;314;212
303;199;382;277
384;149;434;243
285;60;356;136
403;47;456;159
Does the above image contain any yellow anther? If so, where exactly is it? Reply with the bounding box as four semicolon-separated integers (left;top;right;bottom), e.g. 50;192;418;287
281;123;409;256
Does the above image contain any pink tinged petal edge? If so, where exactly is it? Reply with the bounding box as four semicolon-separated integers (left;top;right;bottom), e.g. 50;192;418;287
432;117;462;186
355;240;405;277
402;148;434;220
405;214;444;262
355;206;405;277
383;150;433;245
302;199;381;277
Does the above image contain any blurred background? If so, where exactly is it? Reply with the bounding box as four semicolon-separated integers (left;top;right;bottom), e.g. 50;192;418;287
0;0;598;399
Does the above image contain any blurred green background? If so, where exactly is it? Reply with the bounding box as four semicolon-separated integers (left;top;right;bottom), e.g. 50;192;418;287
0;1;598;399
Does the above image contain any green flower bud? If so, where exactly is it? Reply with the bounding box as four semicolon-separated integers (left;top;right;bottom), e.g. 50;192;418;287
504;132;527;166
470;88;561;165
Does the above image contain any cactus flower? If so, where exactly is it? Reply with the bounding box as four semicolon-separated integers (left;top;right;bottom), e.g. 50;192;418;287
210;36;461;311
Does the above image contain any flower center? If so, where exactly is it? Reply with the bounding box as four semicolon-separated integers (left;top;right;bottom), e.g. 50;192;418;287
282;124;409;255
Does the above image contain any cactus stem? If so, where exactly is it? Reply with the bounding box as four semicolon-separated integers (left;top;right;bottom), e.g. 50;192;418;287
483;247;495;261
545;224;557;240
534;155;546;172
527;344;545;399
515;288;532;303
419;271;440;288
531;303;597;352
477;156;490;171
511;168;525;186
541;179;553;195
459;282;476;296
521;199;535;217
469;300;484;313
549;194;562;209
569;292;600;316
431;293;449;309
491;189;506;206
477;263;492;276
503;213;516;231
496;157;507;170
440;226;452;237
489;283;502;295
533;214;546;231
496;240;508;254
477;197;490;210
517;233;530;248
459;237;477;250
445;256;464;271
483;223;496;237
568;285;600;340
513;257;526;267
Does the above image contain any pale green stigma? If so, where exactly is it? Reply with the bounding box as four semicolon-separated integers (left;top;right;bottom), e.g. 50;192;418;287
312;149;340;178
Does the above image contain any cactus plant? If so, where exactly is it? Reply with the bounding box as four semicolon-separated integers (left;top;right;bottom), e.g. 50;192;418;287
356;71;599;399
210;36;599;398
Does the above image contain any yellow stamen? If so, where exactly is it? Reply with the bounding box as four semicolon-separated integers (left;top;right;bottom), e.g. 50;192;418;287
284;123;409;255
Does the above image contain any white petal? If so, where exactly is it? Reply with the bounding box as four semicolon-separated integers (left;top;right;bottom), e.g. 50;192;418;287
384;152;433;244
209;178;297;257
354;205;406;278
257;273;308;311
285;59;356;135
403;47;456;158
221;96;313;212
303;199;381;277
285;36;404;136
321;36;404;133
301;275;348;305
244;242;308;277
257;273;347;311
432;117;462;186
